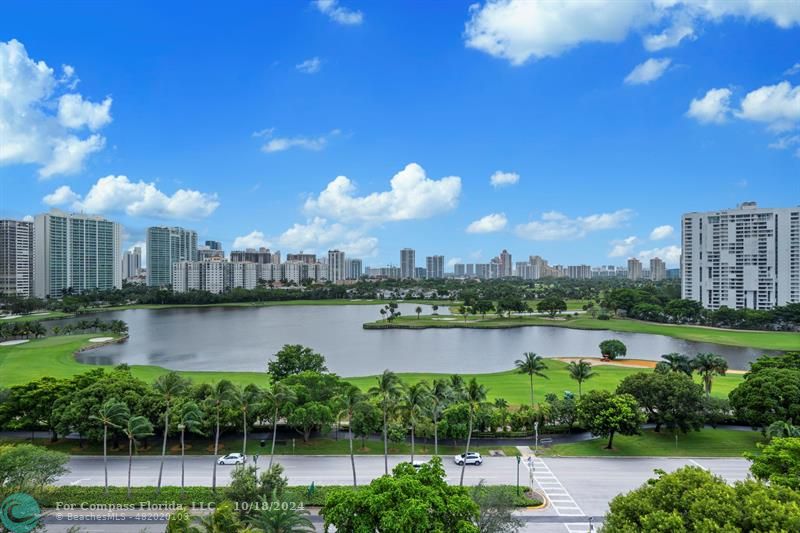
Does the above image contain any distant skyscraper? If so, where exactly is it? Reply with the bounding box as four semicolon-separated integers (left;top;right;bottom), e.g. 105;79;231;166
414;267;427;279
122;247;142;280
147;226;198;287
34;210;122;298
287;253;317;264
666;268;681;280
627;258;643;281
682;202;800;310
345;258;363;280
400;248;416;279
198;247;224;261
205;240;222;251
0;219;34;297
650;257;666;281
567;265;592;279
425;255;444;279
498;249;512;277
466;263;475;277
230;248;278;264
475;263;490;279
453;263;466;277
327;249;346;283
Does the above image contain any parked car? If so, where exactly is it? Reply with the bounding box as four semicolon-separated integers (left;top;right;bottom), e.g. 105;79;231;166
218;453;246;465
412;460;427;469
454;452;482;466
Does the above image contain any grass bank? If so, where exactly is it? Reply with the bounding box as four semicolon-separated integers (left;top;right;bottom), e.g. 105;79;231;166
83;298;457;313
364;314;799;352
546;427;764;457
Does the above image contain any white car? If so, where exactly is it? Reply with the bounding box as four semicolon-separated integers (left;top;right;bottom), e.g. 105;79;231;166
454;452;482;466
217;453;246;465
412;460;427;469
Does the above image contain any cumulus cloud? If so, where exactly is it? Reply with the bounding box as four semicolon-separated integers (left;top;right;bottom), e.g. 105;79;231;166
232;230;272;250
314;0;363;25
624;58;671;85
447;257;463;267
296;57;321;74
463;1;800;65
609;236;639;258
304;163;461;223
234;218;379;258
0;39;112;178
515;209;634;241
736;81;800;131
638;245;681;266
489;170;519;187
786;62;800;76
650;224;674;240
466;213;508;234
769;134;800;157
687;88;732;124
43;175;219;220
258;128;339;153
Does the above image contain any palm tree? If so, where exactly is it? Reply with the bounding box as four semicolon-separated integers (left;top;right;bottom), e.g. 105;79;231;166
766;420;800;439
337;384;363;487
429;379;452;456
245;497;314;532
460;378;487;486
232;384;262;457
369;369;403;474
415;306;422;319
379;308;386;321
658;353;693;376
89;398;129;494
122;414;154;498
204;379;235;492
263;381;297;468
153;371;189;494
494;398;510;432
449;374;466;398
176;401;204;495
515;352;548;407
691;353;728;397
401;382;430;463
567;359;597;397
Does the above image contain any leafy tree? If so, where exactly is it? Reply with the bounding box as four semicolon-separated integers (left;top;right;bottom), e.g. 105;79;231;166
231;383;262;456
287;401;333;442
0;444;69;490
267;344;328;381
369;369;404;474
122;413;154;498
567;359;596;397
599;339;627;360
514;352;548;406
577;391;645;449
656;352;693;376
350;400;382;450
691;353;728;397
89;397;129;494
536;297;566;318
460;378;487;486
617;372;705;434
746;437;800;490
440;403;470;445
203;379;235;492
429;378;452;455
473;299;495;319
544;393;578;431
748;351;800;374
153;371;190;494
401;382;430;463
470;481;522;533
766;420;800;439
729;368;800;428
321;458;479;532
415;305;422;319
227;463;289;513
0;376;73;441
191;501;244;533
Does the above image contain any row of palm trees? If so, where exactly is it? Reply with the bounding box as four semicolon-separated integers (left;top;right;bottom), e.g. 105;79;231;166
514;351;598;404
0;318;127;341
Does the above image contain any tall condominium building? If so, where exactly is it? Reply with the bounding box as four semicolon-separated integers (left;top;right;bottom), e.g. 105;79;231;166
122;247;143;280
146;226;197;287
400;248;416;279
627;258;643;281
650;257;666;281
475;263;490;279
498;249;512;277
198;247;224;261
425;255;444;279
666;268;681;280
34;210;122;298
365;266;401;279
515;262;532;280
327;249;346;282
567;265;592;279
205;240;222;251
682;202;800;310
466;263;475;277
453;263;466;277
0;219;34;297
415;267;427;279
345;258;363;280
287;253;317;264
229;261;258;290
230;248;279;264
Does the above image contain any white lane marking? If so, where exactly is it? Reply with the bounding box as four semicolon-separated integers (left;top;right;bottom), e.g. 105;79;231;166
564;522;600;533
522;456;585;517
689;459;708;470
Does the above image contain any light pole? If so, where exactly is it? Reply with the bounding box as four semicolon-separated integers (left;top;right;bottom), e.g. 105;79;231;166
534;421;539;454
253;454;259;477
516;455;520;496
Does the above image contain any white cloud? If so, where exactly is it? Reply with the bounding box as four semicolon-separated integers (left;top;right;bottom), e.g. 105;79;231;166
234;218;379;258
232;230;272;250
516;209;634;241
609;236;639;258
643;23;694;51
489;170;519;187
0;39;112;178
785;62;800;76
649;224;674;240
736;81;800;132
624;58;671;85
259;129;339;153
57;93;113;130
638;245;681;266
466;213;508;234
447;257;463;267
314;0;363;25
304;163;461;223
687;88;732;124
296;57;321;74
43;185;81;206
22;215;34;222
43;175;219;220
769;134;800;157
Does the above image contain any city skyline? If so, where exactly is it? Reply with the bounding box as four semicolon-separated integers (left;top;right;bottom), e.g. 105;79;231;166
2;2;798;268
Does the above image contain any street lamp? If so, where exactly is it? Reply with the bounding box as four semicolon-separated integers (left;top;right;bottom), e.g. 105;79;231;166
534;421;539;454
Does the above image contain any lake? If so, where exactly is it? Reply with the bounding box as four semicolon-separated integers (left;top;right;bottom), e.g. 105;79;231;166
72;304;769;374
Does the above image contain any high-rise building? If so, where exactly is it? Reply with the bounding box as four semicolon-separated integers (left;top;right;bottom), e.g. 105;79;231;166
567;265;592;279
466;263;475;277
0;219;34;297
498;249;512;277
682;202;800;310
666;268;681;280
453;263;466;277
122;247;143;280
627;258;643;281
327;249;346;283
425;255;444;279
230;248;278;264
205;240;222;251
475;263;490;279
147;226;197;287
198;247;224;261
415;267;427;279
650;257;666;281
34;210;122;298
287;253;317;264
345;258;363;280
400;248;416;279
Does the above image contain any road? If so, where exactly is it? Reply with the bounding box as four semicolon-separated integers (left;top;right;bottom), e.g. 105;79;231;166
47;454;751;532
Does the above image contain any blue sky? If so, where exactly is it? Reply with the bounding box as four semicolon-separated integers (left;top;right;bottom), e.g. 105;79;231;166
1;0;799;268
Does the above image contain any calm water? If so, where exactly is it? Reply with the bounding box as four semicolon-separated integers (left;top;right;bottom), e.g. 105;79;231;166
71;304;770;374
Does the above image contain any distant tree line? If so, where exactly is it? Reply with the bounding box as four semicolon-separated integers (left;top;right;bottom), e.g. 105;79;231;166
0;318;127;341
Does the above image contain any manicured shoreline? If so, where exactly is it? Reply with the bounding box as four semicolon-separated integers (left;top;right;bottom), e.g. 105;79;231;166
363;315;800;352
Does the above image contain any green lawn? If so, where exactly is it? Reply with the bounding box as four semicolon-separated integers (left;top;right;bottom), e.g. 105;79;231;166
83;298;457;313
546;428;764;457
0;311;72;323
365;314;799;352
0;336;745;405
